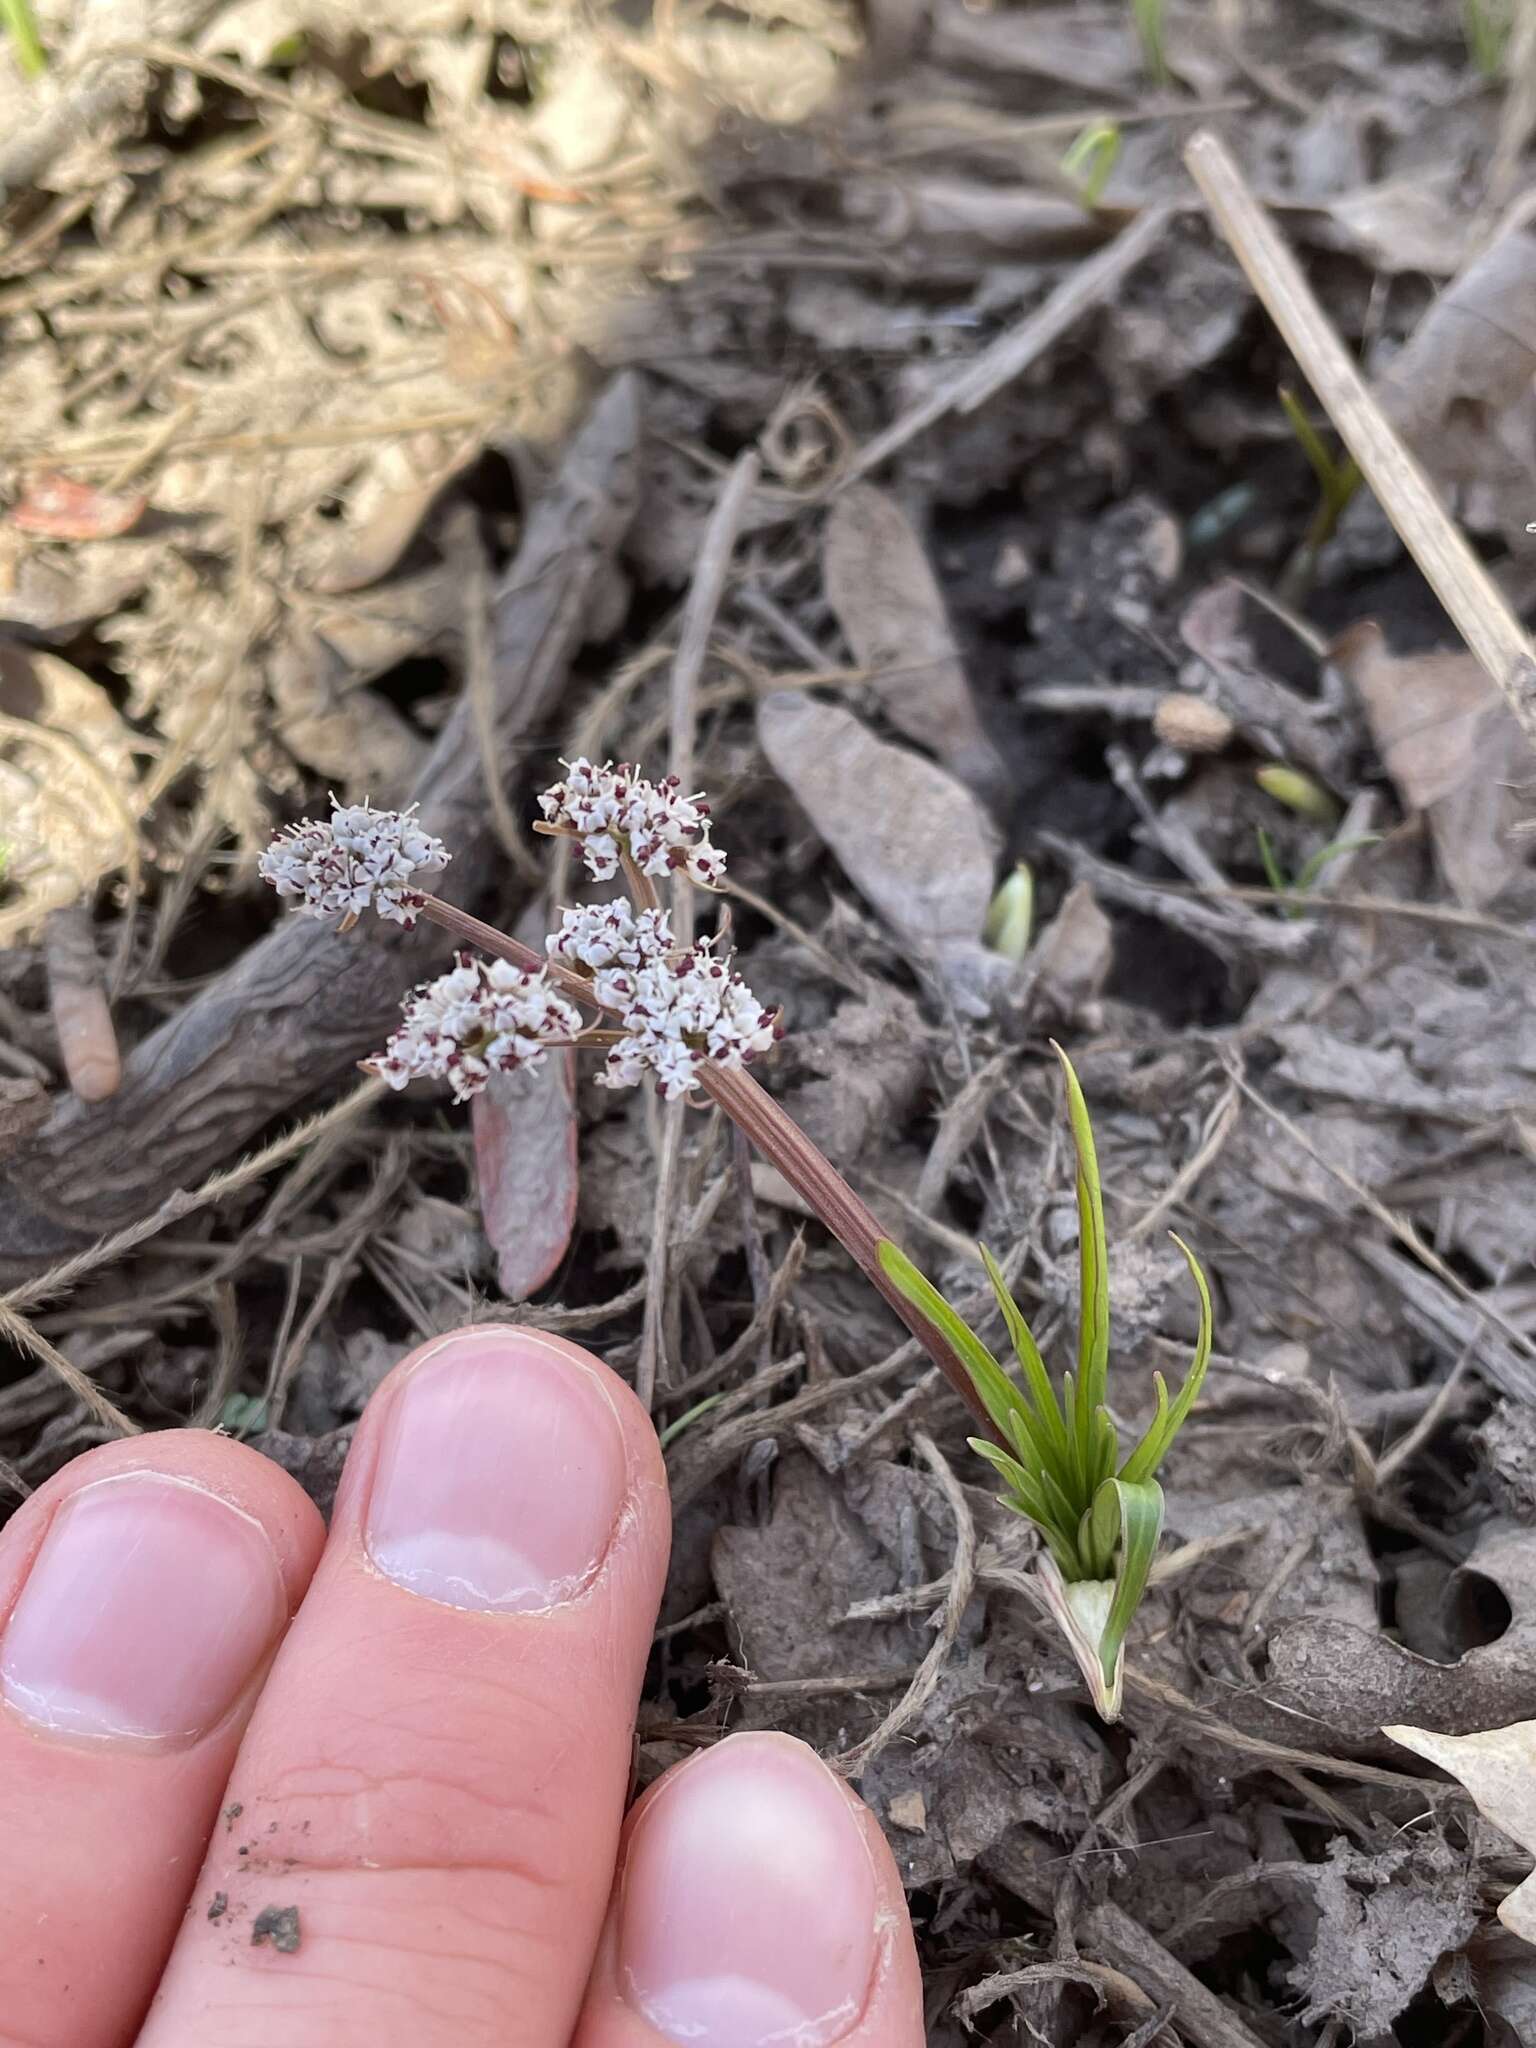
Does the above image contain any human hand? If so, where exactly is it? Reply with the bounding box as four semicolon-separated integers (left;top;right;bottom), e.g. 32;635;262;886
0;1326;924;2047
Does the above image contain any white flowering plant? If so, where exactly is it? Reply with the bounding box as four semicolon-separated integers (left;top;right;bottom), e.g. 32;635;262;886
262;758;1213;1720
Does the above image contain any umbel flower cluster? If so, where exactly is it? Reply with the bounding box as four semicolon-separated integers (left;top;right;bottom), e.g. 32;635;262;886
538;758;727;887
261;765;772;1103
258;801;450;928
375;955;583;1103
548;902;777;1100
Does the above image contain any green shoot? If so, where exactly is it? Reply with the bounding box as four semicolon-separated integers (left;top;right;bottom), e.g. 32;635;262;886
1130;0;1169;84
1061;122;1122;210
1278;385;1363;597
877;1045;1212;1718
1;0;46;76
659;1392;726;1449
1255;762;1338;825
218;1391;270;1440
1464;0;1514;75
1257;826;1381;919
983;862;1034;961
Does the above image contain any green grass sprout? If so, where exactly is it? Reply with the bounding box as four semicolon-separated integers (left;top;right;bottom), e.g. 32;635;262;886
1131;0;1169;84
2;0;46;76
1257;826;1381;918
1062;122;1122;209
659;1392;727;1449
1255;761;1339;824
1464;0;1514;76
983;862;1035;961
878;1045;1211;1718
1278;385;1363;596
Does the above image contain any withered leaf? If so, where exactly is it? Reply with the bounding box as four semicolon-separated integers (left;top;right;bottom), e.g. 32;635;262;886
1378;225;1536;546
1385;1719;1536;1947
1331;622;1533;908
472;1050;578;1304
757;689;999;960
823;485;1004;798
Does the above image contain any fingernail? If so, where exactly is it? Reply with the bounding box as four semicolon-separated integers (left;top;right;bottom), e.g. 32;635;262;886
364;1330;626;1613
618;1734;879;2048
0;1473;285;1741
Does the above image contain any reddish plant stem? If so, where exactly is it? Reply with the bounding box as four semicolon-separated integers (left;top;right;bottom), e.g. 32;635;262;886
416;892;1000;1443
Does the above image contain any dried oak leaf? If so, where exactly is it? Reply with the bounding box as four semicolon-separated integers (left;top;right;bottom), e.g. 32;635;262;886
1331;622;1534;908
1285;1836;1480;2034
823;484;1005;799
1378;225;1536;546
757;689;999;964
1384;1719;1536;1947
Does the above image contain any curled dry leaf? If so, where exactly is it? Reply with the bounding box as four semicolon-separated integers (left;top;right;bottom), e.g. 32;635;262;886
1331;621;1534;908
0;646;142;943
1028;880;1113;1015
471;1049;579;1304
823;484;1006;799
757;689;1000;964
1384;1719;1536;1946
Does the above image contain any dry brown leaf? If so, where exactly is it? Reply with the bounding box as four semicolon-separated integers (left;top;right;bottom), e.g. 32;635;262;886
757;689;999;961
823;484;1004;799
1384;1720;1536;1946
1030;881;1112;1012
840;176;1111;260
472;1051;579;1303
1289;176;1469;278
0;645;142;939
931;0;1234;97
1378;225;1536;546
1332;622;1534;908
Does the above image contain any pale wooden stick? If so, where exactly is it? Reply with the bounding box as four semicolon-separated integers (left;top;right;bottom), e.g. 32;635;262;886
847;204;1174;481
1184;128;1536;756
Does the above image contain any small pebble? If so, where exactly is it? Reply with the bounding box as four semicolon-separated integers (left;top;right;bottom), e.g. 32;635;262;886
251;1905;301;1954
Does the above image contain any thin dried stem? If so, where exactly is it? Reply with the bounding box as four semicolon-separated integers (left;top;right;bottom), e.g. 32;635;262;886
1185;127;1536;753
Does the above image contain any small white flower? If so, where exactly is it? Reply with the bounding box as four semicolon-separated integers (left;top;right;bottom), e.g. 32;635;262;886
374;953;582;1102
593;935;778;1101
538;759;727;888
260;799;449;927
547;901;674;973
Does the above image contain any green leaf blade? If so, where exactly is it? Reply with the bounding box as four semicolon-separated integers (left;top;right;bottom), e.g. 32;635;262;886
1119;1234;1213;1485
1095;1475;1166;1691
877;1239;1023;1444
1052;1045;1111;1422
979;1244;1071;1469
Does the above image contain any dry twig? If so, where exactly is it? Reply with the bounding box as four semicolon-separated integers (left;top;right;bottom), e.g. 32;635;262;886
1185;128;1536;752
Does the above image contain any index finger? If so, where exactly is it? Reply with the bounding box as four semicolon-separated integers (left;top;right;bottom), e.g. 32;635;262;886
138;1325;670;2048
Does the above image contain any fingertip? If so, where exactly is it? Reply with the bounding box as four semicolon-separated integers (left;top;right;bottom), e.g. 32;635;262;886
576;1732;924;2048
333;1321;670;1596
0;1428;327;1623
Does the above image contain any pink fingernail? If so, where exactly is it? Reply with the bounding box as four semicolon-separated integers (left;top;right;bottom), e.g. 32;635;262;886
618;1733;880;2048
0;1472;285;1742
364;1329;626;1613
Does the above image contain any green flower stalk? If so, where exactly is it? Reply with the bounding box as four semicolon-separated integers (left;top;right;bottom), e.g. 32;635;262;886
878;1046;1211;1718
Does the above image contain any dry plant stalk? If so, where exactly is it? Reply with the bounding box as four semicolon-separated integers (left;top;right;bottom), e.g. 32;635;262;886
1184;127;1536;756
